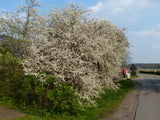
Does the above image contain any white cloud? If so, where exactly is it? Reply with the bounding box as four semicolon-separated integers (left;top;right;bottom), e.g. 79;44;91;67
124;23;160;63
112;7;124;14
128;25;160;44
158;24;160;30
90;0;157;14
152;45;160;50
89;0;159;26
120;0;134;7
90;2;104;12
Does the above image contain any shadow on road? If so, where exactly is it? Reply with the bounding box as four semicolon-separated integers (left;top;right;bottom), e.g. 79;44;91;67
133;74;160;120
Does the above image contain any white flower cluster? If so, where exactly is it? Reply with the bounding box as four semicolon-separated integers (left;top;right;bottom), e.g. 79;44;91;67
22;4;129;105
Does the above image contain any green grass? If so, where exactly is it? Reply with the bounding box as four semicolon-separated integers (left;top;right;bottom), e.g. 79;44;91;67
131;75;139;78
63;79;135;120
13;116;54;120
0;79;135;120
0;97;17;110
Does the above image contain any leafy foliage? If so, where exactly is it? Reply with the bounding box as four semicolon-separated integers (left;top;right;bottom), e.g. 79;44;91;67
16;75;80;116
0;52;24;98
21;4;129;104
0;54;81;117
62;79;135;120
0;0;129;105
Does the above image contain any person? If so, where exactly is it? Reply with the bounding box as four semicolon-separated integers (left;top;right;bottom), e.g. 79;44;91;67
122;67;126;78
130;64;137;76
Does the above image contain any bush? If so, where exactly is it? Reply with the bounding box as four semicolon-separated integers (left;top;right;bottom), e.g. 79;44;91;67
0;0;129;107
16;75;80;116
67;79;135;120
0;52;24;98
0;54;81;117
140;70;160;75
21;4;129;104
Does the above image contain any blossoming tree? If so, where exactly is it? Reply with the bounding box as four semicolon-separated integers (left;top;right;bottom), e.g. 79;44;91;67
0;1;129;105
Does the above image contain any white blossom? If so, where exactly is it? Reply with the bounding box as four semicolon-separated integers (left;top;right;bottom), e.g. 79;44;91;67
22;4;129;105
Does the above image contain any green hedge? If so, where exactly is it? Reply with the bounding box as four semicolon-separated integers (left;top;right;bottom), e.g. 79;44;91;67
0;57;136;119
0;52;135;119
0;57;81;117
140;70;160;75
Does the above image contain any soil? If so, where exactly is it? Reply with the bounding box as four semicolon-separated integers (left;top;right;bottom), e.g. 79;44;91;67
0;106;25;120
102;80;141;120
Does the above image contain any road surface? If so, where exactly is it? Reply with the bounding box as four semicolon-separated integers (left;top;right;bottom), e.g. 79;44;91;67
134;74;160;120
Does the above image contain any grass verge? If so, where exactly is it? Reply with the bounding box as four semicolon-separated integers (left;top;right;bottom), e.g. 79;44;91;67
0;79;135;120
131;75;139;78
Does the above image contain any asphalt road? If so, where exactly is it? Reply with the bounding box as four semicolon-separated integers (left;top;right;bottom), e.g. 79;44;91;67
134;74;160;120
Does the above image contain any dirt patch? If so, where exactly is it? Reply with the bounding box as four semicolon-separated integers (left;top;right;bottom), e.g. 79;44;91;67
102;82;141;120
0;106;25;120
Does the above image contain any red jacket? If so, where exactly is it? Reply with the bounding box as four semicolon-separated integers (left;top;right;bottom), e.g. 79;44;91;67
123;68;126;74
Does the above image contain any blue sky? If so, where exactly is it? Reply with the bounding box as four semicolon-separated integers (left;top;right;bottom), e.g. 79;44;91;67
1;0;160;63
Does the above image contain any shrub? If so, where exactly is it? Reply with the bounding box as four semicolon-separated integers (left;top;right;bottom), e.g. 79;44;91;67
16;75;80;116
140;70;160;75
0;53;81;116
0;0;129;105
21;4;129;104
0;52;24;98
